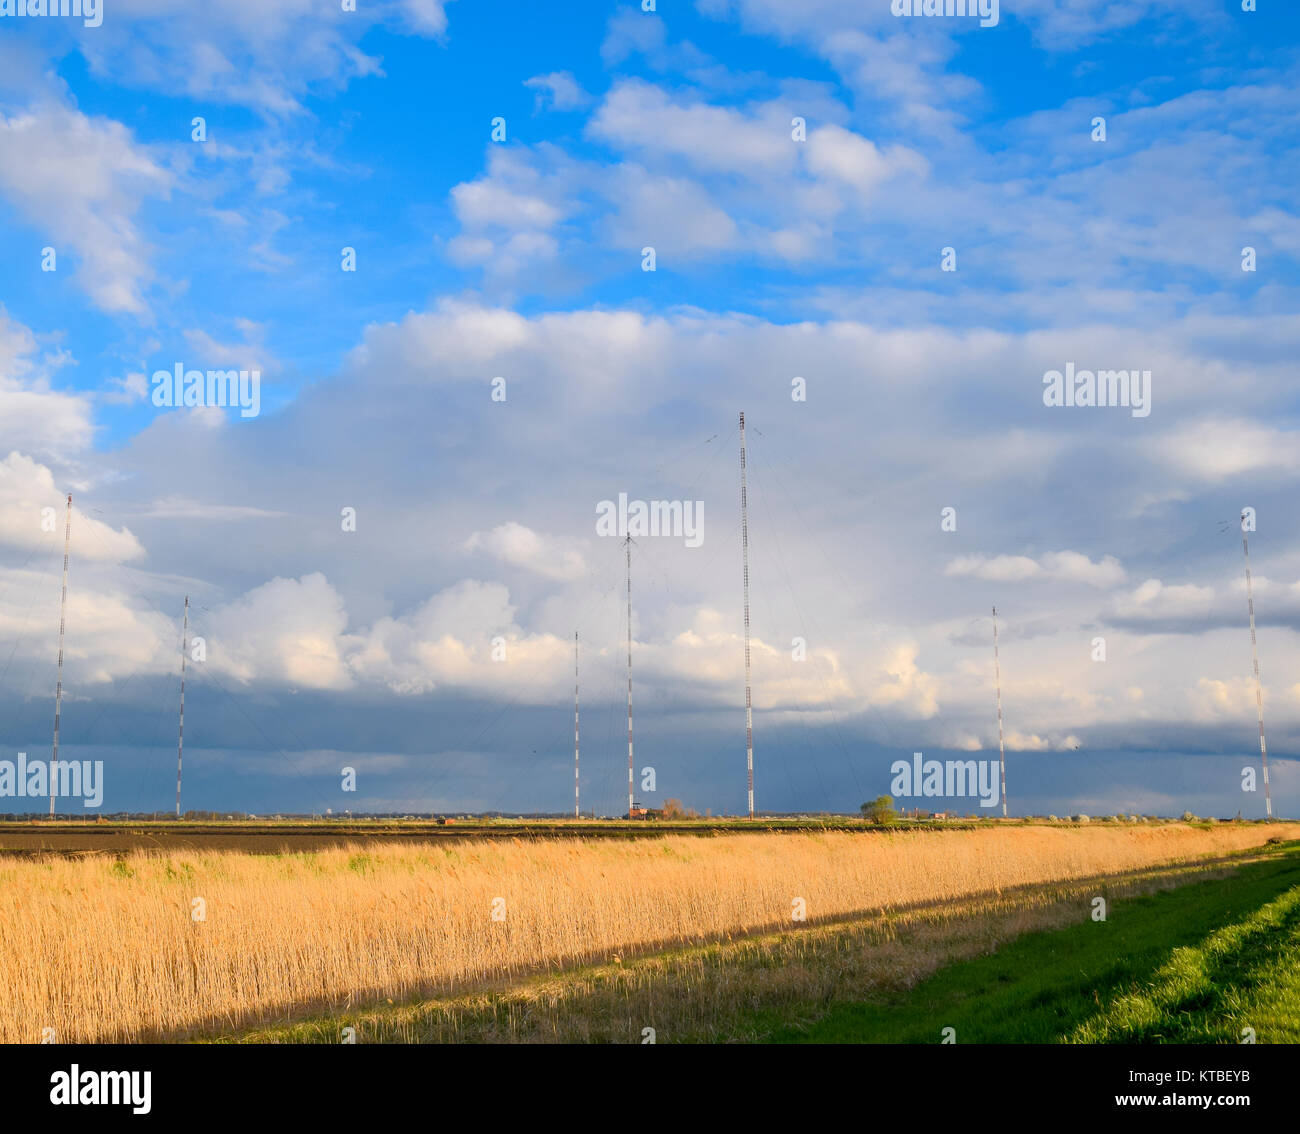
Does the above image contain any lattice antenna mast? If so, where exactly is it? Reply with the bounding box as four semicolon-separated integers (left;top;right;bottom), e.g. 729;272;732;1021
740;412;754;819
573;630;580;819
176;596;189;819
992;605;1007;818
1242;525;1274;820
625;535;635;817
49;494;72;818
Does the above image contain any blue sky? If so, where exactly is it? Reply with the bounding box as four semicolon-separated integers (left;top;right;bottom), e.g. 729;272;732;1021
1;0;1299;818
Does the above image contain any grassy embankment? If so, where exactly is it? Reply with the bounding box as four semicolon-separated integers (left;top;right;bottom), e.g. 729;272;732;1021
776;840;1300;1044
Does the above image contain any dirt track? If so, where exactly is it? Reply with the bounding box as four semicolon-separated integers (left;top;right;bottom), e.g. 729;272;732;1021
0;818;880;855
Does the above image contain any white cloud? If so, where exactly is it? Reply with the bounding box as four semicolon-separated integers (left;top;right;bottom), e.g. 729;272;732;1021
0;453;145;562
0;311;97;457
1108;578;1215;624
946;554;1041;583
587;79;794;177
0;105;172;314
399;0;450;36
861;643;939;717
1010;0;1213;50
1155;419;1300;483
445;147;573;278
1003;731;1081;752
524;71;590;112
100;371;149;406
75;0;450;115
209;573;354;691
946;551;1125;587
133;496;287;521
1192;675;1258;723
805;123;927;194
347;580;570;698
464;523;586;582
600;9;670;66
447;81;929;277
0;569;173;684
182;320;279;378
645;606;860;711
603;166;739;257
452;179;562;231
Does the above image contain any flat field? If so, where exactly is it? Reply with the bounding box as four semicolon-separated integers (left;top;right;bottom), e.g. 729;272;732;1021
4;820;1295;1044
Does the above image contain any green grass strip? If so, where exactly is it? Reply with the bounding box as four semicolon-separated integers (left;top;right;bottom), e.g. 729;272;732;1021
1069;877;1300;1044
773;847;1300;1044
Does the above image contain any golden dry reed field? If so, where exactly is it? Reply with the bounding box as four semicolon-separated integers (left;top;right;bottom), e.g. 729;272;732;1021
4;823;1296;1043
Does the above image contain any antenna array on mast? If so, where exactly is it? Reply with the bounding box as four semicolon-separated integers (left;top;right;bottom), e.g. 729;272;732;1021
1241;526;1274;820
992;605;1007;818
740;412;754;819
625;536;635;818
176;596;189;818
573;630;580;819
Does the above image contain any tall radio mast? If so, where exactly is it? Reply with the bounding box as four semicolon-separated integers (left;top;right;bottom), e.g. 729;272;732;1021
740;412;754;819
49;494;72;818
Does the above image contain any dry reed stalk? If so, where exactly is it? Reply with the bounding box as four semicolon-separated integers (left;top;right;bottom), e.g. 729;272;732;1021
2;823;1294;1042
